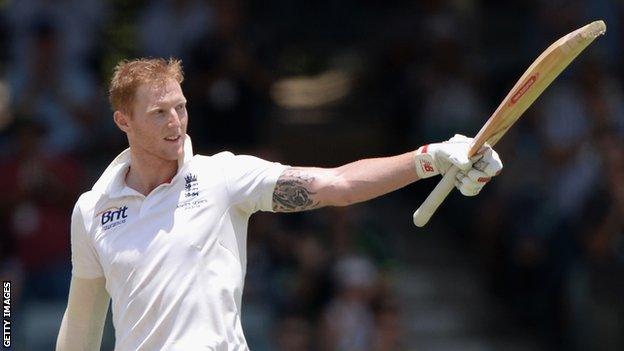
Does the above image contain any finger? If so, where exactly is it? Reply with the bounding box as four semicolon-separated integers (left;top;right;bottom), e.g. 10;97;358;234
469;154;484;163
459;181;482;196
439;138;473;171
449;153;473;171
475;142;494;155
466;169;491;184
473;148;503;176
473;159;488;172
449;134;471;143
459;187;479;196
455;170;466;183
455;171;484;196
454;173;469;194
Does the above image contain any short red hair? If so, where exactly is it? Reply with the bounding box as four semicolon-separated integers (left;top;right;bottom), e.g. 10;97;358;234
109;58;184;113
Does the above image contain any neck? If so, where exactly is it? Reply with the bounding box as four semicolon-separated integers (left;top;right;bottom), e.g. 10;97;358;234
125;150;178;196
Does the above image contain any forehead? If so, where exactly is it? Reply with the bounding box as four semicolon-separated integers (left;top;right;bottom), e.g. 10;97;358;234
134;79;184;107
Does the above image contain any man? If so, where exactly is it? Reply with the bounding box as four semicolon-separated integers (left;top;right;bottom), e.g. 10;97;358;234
56;58;502;350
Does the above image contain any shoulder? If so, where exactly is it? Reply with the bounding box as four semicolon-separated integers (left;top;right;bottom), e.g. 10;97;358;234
193;151;235;164
191;151;260;170
191;151;287;177
189;152;233;175
72;190;102;230
75;190;99;214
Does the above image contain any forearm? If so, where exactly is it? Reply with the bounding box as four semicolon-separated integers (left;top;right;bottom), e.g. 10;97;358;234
56;311;102;351
56;277;109;351
331;151;418;205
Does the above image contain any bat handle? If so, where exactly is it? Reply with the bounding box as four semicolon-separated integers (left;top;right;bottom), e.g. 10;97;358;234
413;166;459;227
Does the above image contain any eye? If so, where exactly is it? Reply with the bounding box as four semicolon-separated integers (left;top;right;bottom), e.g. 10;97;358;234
176;103;186;111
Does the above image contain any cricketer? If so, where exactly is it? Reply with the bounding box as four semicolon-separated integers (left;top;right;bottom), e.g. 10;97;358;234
55;58;502;350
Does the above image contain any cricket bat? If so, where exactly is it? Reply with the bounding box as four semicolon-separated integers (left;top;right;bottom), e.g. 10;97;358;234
413;20;606;227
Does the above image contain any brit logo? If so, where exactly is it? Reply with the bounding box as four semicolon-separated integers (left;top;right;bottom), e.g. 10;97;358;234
98;206;129;230
184;173;199;198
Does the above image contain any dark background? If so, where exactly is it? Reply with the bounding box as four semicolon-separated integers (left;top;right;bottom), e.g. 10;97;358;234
0;1;622;350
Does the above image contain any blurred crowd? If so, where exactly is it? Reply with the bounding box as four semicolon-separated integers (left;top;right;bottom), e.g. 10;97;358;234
0;1;622;350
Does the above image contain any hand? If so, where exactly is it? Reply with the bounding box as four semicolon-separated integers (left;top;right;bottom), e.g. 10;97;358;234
414;134;503;196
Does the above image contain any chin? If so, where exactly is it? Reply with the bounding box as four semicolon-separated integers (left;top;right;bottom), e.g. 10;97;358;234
160;142;185;161
156;149;181;162
169;149;184;161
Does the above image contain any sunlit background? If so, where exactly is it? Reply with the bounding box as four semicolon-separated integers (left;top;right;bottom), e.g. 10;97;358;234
0;1;623;350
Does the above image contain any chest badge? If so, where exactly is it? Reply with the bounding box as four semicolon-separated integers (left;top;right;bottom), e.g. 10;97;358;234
184;173;199;198
178;173;207;210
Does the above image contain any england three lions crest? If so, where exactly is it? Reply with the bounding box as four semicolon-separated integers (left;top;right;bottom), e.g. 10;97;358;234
184;173;199;198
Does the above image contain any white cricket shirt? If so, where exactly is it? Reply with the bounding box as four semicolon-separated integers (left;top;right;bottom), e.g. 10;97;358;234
70;136;288;350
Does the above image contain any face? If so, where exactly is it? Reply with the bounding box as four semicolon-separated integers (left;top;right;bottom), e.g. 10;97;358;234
115;79;188;163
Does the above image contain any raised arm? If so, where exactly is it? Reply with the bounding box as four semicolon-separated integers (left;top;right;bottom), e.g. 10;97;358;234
56;276;110;351
272;152;417;212
272;135;503;213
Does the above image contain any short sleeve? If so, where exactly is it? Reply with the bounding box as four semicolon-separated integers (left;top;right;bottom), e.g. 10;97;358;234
219;153;289;214
70;203;104;279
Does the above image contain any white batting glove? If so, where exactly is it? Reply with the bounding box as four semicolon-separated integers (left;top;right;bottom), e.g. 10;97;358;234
414;134;503;196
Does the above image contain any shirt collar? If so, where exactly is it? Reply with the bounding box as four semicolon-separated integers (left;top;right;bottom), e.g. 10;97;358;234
92;134;194;196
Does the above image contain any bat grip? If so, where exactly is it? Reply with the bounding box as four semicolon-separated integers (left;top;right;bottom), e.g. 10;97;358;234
413;166;459;227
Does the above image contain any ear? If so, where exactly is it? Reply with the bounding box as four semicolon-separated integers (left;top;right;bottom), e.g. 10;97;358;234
113;110;131;133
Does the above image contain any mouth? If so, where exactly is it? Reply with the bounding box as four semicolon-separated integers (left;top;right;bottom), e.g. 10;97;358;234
164;135;182;142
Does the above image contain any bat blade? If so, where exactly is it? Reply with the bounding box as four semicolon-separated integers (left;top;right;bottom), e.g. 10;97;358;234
468;20;606;156
413;20;606;228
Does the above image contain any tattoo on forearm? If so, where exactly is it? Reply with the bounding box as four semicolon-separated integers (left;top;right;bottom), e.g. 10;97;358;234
272;169;320;212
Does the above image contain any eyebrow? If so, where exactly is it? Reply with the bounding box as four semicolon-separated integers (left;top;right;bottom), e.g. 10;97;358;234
146;99;187;113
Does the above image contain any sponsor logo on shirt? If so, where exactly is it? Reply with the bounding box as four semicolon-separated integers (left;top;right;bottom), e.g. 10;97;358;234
184;173;199;198
176;199;208;210
97;206;129;230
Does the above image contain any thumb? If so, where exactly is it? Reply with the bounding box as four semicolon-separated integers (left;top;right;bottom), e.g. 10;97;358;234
449;153;472;171
449;134;471;143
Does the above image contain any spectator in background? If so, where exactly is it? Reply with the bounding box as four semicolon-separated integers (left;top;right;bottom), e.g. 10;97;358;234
290;232;332;317
372;295;403;351
545;58;624;221
416;35;485;142
321;255;378;351
411;2;485;143
579;59;624;137
0;117;84;300
138;0;215;62
7;20;97;155
184;0;273;152
538;74;599;222
7;0;108;67
6;0;107;155
274;314;313;351
567;130;624;350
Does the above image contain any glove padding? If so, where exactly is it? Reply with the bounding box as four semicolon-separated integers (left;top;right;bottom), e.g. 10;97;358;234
414;134;503;196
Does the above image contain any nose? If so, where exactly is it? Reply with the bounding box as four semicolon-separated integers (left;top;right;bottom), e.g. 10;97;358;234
167;109;182;128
